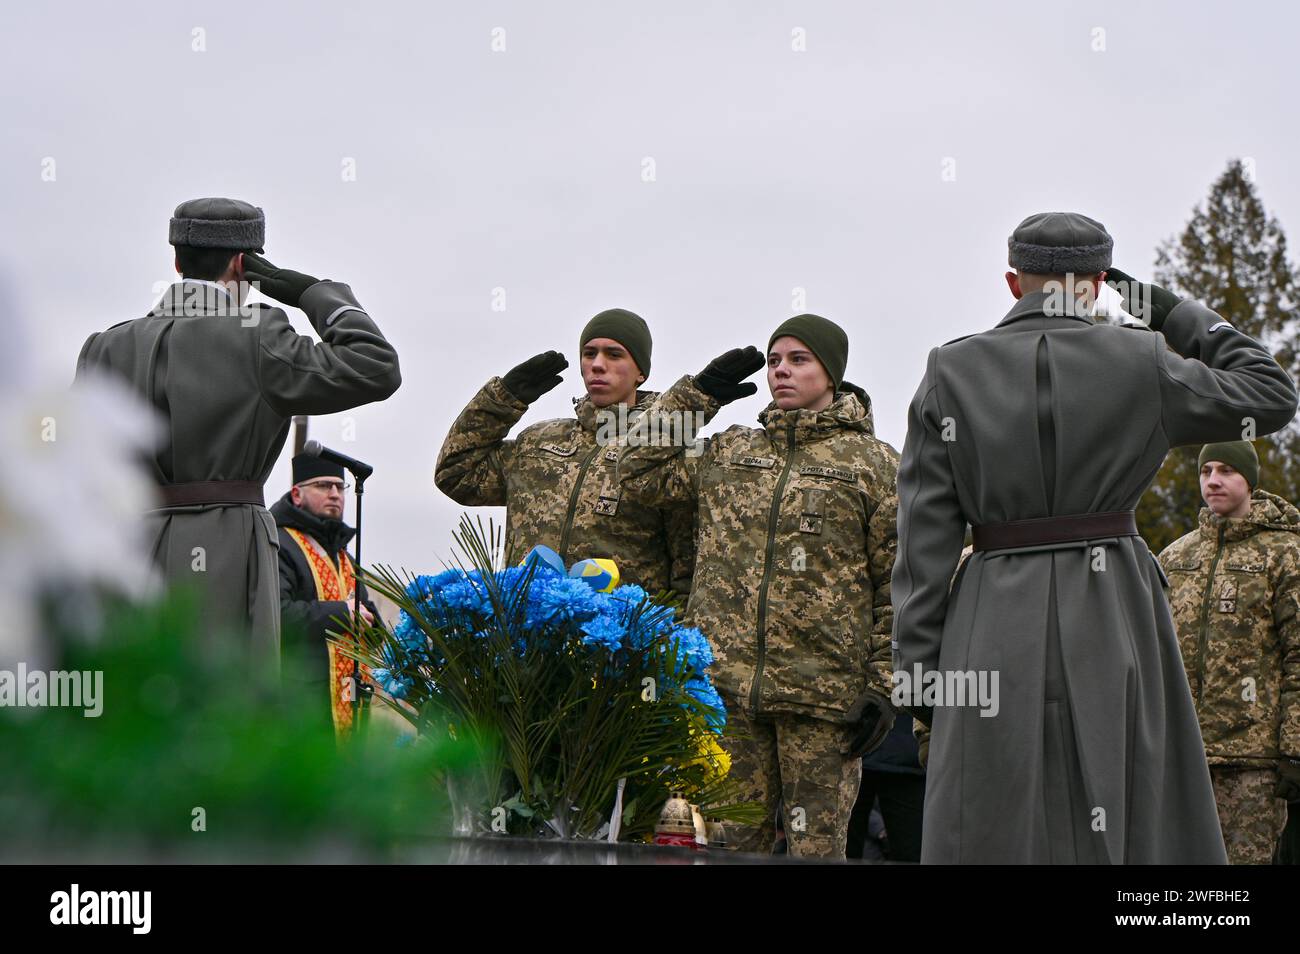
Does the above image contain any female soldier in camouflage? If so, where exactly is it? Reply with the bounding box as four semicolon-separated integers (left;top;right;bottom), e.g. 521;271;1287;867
435;309;695;600
617;314;899;858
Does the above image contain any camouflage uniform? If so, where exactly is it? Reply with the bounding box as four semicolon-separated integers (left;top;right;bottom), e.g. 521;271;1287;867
618;374;899;858
435;377;695;598
1160;488;1300;864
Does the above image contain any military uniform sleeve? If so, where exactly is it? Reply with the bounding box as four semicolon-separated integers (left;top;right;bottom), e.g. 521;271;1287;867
892;349;967;723
866;492;899;691
1156;541;1177;602
1273;541;1300;757
1156;299;1298;446
256;281;402;416
433;377;528;506
616;374;719;508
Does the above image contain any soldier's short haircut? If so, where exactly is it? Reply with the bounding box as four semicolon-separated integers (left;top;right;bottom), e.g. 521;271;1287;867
174;245;242;281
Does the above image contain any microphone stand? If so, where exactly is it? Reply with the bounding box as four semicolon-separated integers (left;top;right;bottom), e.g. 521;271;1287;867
350;472;372;736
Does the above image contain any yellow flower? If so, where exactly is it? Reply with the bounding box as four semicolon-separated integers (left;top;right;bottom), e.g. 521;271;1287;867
679;730;731;780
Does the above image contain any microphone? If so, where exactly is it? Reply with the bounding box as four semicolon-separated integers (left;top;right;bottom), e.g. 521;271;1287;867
302;440;374;480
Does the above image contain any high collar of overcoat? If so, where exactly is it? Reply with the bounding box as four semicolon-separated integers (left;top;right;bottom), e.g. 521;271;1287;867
996;289;1097;328
572;389;657;434
757;380;875;444
1197;487;1300;542
149;280;244;317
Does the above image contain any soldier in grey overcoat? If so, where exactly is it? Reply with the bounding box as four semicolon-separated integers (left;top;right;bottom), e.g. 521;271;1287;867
891;211;1297;863
75;198;401;671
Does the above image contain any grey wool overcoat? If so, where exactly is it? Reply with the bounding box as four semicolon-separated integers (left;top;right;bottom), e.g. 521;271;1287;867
76;280;401;671
892;290;1297;864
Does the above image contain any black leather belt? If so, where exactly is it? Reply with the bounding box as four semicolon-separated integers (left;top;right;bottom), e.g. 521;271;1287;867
156;480;265;508
971;510;1138;552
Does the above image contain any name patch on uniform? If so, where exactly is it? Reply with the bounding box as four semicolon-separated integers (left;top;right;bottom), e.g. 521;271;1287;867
1217;579;1237;614
800;487;825;534
735;455;777;469
799;465;856;483
594;495;620;516
538;443;577;457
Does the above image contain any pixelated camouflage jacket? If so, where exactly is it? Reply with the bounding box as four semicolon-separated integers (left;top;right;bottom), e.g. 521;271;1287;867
1159;488;1300;766
434;377;695;598
617;374;899;723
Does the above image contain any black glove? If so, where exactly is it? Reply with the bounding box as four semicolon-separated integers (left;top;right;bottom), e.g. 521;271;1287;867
502;351;568;404
1276;756;1300;802
1104;266;1182;332
695;346;765;404
842;688;897;759
242;252;321;309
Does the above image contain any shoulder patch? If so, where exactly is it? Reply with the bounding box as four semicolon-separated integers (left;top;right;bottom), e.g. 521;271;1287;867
798;464;856;483
537;442;577;457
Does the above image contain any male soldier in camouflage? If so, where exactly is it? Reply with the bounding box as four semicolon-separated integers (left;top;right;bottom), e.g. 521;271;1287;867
1160;440;1300;864
435;309;694;598
618;315;899;858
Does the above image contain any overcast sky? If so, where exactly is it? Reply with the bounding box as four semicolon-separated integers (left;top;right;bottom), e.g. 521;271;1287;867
4;0;1298;571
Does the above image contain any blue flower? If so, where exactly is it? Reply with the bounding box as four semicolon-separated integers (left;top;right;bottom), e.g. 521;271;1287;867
610;583;649;608
525;574;599;629
393;613;426;652
438;575;493;617
672;626;715;672
579;615;625;652
685;676;726;732
382;672;415;699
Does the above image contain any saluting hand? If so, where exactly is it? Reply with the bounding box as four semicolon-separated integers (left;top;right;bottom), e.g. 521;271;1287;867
1104;266;1181;332
695;346;765;405
503;351;569;404
242;252;321;309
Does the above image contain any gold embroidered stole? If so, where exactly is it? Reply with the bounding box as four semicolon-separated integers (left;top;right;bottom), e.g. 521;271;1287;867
284;527;368;736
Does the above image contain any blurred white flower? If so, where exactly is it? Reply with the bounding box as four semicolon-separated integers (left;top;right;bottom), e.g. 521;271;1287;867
0;307;162;668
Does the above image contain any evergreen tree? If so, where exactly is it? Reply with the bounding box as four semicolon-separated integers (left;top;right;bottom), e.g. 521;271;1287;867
1139;159;1300;554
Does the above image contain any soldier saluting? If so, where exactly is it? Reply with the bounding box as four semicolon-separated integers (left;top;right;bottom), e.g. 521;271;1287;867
435;309;695;599
75;198;401;669
891;211;1297;864
617;315;900;859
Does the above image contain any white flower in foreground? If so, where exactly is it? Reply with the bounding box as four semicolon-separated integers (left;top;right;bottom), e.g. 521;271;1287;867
0;370;162;668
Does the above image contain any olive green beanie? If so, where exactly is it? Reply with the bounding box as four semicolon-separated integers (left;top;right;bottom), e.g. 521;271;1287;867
1198;441;1259;488
580;308;651;380
767;313;849;390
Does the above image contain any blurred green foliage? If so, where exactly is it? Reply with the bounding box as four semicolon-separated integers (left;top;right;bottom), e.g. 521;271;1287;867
0;589;477;860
